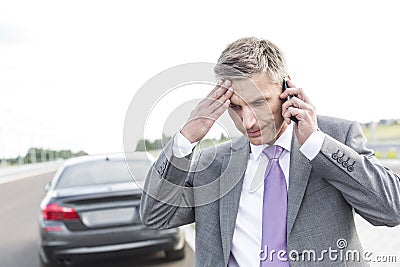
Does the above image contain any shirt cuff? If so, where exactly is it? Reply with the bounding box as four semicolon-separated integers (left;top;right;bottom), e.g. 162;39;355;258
299;129;326;161
172;132;198;158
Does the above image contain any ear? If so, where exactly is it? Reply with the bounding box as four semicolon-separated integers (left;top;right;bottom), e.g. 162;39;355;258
287;74;291;80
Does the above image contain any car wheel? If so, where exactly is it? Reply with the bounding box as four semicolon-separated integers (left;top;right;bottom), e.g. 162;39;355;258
165;245;186;261
38;253;56;267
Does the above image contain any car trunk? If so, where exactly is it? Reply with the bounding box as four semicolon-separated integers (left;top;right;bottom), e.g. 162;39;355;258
53;183;143;231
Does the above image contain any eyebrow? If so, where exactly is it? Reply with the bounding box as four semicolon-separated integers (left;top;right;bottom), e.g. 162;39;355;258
229;96;269;107
249;97;266;104
248;94;274;106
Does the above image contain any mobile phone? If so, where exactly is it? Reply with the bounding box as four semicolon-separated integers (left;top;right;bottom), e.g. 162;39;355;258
282;79;299;123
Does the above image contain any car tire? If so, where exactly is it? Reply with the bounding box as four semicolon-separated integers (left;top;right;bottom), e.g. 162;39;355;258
40;262;54;267
165;245;185;261
38;253;56;267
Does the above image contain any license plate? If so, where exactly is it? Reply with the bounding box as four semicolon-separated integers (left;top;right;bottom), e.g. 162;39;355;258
81;207;138;227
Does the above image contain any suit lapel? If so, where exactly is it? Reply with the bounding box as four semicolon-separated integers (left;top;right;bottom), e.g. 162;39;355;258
287;133;312;237
219;137;249;266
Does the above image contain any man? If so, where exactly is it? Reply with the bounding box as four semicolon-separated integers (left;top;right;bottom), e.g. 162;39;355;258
140;37;400;266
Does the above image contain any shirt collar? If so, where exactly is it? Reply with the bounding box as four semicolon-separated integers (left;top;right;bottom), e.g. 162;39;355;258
249;123;293;160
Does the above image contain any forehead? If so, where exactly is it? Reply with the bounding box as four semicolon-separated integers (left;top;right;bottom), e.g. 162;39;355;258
230;73;280;102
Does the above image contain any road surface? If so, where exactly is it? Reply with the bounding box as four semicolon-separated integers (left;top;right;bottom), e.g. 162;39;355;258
0;171;194;267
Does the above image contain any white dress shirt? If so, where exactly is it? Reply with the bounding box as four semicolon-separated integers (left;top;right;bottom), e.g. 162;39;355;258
172;124;325;267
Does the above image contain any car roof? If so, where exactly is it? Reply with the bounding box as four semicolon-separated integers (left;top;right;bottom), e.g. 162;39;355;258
63;152;155;167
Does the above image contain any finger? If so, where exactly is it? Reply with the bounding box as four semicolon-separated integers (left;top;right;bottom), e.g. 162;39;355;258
213;80;232;98
200;82;231;104
196;86;233;116
283;104;316;124
210;99;230;120
282;96;314;113
280;87;313;105
286;79;296;88
282;108;292;124
208;87;233;112
285;81;311;103
194;100;229;122
280;87;303;99
206;79;223;97
282;106;300;124
207;79;231;98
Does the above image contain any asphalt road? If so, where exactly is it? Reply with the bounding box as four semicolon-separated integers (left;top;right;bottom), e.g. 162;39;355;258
0;172;194;267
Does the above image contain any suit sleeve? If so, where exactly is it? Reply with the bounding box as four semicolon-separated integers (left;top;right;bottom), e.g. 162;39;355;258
139;135;198;229
310;121;400;227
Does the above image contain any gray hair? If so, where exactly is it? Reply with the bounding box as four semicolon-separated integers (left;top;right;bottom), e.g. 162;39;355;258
214;37;288;83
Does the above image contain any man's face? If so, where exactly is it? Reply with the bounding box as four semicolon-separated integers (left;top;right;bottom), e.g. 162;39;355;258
228;73;287;145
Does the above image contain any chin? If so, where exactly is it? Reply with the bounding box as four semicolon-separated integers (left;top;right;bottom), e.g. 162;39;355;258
247;136;264;145
248;140;261;146
247;134;275;146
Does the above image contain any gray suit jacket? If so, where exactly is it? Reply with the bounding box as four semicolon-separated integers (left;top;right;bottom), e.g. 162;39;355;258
140;116;400;267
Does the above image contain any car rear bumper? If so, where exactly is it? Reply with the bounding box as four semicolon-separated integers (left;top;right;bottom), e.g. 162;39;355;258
39;224;185;265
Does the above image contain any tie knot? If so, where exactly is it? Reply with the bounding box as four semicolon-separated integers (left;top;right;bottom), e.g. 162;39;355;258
263;145;284;160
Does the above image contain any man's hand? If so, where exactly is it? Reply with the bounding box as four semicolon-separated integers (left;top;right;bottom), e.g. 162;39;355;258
180;80;233;143
280;80;318;145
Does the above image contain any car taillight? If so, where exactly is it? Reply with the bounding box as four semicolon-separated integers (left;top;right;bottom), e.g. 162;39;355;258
44;226;63;232
42;203;79;221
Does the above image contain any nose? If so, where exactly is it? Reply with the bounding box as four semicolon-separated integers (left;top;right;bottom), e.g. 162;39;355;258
242;107;257;129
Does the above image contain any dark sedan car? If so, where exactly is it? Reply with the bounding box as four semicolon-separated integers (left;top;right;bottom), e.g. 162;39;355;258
38;152;185;267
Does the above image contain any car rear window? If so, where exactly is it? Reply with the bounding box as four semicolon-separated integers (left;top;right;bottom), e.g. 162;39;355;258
55;160;151;189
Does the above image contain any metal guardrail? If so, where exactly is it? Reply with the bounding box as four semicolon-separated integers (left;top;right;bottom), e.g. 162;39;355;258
0;160;64;185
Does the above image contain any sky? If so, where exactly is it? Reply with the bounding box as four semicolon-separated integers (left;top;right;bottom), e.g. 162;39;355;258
1;0;400;158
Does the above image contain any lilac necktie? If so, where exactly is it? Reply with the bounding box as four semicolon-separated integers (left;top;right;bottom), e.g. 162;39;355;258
260;145;289;267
